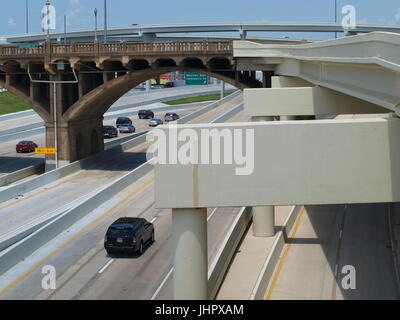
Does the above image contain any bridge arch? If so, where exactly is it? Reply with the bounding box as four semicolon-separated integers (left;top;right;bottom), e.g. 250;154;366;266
64;66;249;122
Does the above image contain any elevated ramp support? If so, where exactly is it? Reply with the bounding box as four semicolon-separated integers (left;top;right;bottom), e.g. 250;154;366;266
154;117;400;208
244;86;388;117
154;116;400;299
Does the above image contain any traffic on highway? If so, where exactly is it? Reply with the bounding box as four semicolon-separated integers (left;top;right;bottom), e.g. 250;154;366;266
0;1;399;317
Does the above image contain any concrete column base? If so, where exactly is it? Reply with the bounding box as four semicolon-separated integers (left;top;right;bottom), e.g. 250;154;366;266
45;117;104;164
172;208;208;300
45;160;70;172
252;206;275;237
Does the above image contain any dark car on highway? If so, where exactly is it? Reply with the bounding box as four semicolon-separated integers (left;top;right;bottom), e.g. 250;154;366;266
103;126;118;139
104;217;155;255
116;117;133;128
16;141;38;153
164;112;180;122
138;109;154;119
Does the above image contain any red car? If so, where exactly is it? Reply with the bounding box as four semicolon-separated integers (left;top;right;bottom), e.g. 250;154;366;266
16;141;38;153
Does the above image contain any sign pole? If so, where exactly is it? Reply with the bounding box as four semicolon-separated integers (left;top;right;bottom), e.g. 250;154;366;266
53;82;58;168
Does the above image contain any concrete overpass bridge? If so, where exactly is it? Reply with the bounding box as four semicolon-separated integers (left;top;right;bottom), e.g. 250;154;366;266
153;31;400;299
0;40;263;166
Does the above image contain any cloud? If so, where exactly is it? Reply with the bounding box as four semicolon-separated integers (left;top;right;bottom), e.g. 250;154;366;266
396;8;400;22
7;18;16;27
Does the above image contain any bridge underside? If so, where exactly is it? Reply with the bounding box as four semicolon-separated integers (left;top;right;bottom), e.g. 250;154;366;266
0;44;262;165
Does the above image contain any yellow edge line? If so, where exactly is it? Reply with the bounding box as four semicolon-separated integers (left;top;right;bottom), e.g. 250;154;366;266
265;206;306;300
0;177;154;297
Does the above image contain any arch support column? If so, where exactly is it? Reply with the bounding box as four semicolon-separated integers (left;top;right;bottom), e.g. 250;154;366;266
45;117;104;171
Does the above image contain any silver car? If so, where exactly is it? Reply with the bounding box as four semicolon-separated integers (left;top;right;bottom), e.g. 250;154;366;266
119;124;135;133
149;118;163;127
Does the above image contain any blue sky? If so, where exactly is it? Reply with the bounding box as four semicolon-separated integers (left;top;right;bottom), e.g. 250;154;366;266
1;0;400;39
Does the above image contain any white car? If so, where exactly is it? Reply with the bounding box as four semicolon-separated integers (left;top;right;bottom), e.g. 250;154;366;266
119;124;135;133
149;119;164;127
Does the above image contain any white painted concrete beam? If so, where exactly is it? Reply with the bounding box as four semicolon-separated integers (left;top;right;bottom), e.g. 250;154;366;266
271;76;313;88
154;118;400;208
234;33;400;113
244;86;387;116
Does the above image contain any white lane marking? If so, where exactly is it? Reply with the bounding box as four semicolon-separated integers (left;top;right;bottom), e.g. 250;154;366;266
339;230;343;239
151;267;173;300
98;259;114;274
207;208;218;222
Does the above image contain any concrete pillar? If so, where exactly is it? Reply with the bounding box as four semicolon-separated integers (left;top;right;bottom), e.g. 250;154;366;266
172;208;208;300
251;116;275;237
45;117;104;170
252;206;275;237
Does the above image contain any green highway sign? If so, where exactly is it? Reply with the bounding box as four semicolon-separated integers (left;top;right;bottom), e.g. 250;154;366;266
185;72;209;85
16;44;39;49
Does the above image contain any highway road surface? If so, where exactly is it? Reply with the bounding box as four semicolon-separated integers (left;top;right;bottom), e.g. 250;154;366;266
266;204;400;300
0;93;244;299
0;104;199;177
0;84;231;176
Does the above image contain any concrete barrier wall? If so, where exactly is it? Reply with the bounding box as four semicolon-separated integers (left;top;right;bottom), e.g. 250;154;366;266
109;89;233;113
0;110;35;121
103;101;210;122
0;162;45;187
0;89;227;143
0;121;44;138
0;131;148;204
0;127;44;143
249;205;303;300
0;161;153;276
177;90;241;124
0;90;244;277
0;210;65;252
208;207;252;299
212;103;243;124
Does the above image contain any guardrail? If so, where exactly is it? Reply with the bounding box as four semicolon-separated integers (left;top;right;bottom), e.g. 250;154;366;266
0;162;45;187
0;91;240;203
249;205;303;300
208;207;252;299
0;40;233;59
0;161;153;276
0;89;244;276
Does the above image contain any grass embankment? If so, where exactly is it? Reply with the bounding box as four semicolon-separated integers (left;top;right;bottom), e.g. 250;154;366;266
163;91;235;105
0;91;31;115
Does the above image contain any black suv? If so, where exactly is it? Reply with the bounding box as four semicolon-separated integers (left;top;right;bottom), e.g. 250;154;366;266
138;109;154;119
104;217;155;255
103;126;118;139
116;117;132;128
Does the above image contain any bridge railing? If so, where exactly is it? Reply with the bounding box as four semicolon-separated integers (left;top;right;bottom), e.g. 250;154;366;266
0;40;233;58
